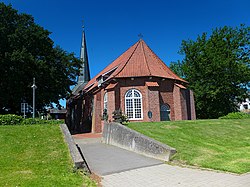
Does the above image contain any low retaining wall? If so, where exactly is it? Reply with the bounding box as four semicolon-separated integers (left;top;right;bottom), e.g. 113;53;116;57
102;122;176;161
60;124;87;170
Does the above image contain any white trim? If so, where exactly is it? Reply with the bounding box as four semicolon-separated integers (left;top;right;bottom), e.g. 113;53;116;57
102;66;118;76
104;92;108;110
125;89;143;120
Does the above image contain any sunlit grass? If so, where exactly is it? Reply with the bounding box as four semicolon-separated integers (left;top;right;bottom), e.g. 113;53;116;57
0;124;96;186
128;119;250;174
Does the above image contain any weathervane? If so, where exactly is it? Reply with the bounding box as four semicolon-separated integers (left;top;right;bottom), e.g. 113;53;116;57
138;33;143;39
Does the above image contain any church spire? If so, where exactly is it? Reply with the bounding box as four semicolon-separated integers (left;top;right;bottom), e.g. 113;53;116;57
71;22;91;95
77;23;90;83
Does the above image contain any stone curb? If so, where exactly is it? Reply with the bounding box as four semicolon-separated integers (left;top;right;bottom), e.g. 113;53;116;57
60;124;86;169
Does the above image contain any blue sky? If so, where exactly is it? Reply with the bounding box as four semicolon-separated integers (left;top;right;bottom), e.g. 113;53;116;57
1;0;250;106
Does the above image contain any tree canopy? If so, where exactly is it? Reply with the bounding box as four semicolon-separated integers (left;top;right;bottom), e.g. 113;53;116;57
0;3;81;114
170;25;250;119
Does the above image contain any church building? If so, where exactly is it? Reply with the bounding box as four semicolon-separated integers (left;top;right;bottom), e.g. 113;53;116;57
66;28;196;134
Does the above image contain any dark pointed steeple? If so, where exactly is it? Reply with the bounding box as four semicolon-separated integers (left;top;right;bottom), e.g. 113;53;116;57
72;23;90;95
78;24;90;83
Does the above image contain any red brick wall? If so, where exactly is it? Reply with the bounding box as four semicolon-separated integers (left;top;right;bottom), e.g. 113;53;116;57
147;87;160;121
189;90;196;120
92;91;102;133
107;90;115;122
159;79;175;120
114;85;121;110
173;85;196;120
173;84;182;120
180;89;188;120
90;77;196;132
118;77;175;122
119;78;147;121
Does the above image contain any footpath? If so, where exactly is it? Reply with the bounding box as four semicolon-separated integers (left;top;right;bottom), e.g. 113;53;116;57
73;134;250;187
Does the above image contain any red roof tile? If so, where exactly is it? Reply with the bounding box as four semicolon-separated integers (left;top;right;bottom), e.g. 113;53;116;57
145;82;159;87
175;83;186;89
84;39;187;92
83;41;138;90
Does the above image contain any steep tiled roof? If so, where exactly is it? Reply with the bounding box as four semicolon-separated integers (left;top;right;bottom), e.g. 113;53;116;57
84;39;187;92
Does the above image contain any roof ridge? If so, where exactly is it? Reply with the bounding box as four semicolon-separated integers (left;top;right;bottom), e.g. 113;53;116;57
141;40;152;76
113;40;141;77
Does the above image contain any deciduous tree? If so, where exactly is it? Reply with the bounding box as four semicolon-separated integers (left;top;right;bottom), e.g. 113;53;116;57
0;3;81;114
171;25;250;118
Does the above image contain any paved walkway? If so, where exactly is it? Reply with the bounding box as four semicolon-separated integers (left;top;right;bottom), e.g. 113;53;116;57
74;137;162;176
74;135;250;187
102;164;250;187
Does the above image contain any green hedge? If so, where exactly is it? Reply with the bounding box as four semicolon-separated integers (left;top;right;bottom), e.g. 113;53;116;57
0;114;23;125
219;112;250;119
0;114;64;125
21;118;64;125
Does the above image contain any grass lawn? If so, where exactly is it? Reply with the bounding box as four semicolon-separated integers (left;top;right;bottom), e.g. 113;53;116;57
0;124;96;187
127;119;250;174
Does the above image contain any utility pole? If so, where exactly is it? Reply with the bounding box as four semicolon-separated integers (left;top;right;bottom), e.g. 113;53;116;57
31;78;37;118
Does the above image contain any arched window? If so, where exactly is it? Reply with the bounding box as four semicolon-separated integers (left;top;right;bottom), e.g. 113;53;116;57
104;92;108;110
125;89;143;120
160;104;170;121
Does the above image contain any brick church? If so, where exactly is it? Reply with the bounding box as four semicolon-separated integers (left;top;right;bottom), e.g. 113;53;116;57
66;27;196;134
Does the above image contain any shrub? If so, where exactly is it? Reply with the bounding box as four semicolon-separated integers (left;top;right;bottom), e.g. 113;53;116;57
219;112;250;119
0;114;23;125
0;114;64;125
101;109;108;121
22;118;64;125
112;109;129;124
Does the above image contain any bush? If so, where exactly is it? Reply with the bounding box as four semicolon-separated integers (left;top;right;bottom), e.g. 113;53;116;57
219;112;250;119
0;114;23;125
21;118;64;125
112;109;129;124
101;109;108;121
0;114;64;125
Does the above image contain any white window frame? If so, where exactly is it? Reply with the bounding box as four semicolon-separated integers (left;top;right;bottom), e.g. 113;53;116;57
104;92;108;110
125;89;143;120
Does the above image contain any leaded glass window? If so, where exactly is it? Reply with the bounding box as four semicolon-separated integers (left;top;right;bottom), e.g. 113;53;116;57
125;89;143;120
104;92;108;110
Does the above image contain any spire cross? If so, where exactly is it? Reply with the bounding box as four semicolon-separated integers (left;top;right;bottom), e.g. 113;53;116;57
82;19;84;29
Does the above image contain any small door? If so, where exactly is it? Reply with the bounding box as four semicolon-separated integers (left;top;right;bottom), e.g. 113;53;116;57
160;104;170;121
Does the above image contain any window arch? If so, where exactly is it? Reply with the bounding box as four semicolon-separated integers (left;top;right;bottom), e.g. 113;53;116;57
104;92;108;110
125;89;143;120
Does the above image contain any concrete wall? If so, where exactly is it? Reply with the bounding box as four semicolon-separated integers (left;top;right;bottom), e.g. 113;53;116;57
102;122;176;161
60;124;88;170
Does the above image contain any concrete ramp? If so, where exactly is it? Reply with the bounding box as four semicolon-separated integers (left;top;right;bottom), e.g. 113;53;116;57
74;137;163;176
